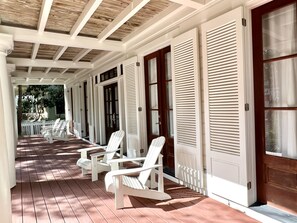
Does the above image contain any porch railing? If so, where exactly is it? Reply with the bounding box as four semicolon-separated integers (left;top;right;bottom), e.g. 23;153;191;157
21;120;55;135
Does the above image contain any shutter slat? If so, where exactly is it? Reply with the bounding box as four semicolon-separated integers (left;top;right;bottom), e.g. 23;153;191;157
173;39;196;147
124;62;137;135
206;20;241;156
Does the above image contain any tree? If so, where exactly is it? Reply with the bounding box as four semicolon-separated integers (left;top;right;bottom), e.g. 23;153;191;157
22;85;65;120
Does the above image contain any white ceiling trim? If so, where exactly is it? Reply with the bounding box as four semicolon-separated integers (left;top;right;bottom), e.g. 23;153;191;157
38;0;53;33
0;25;124;51
123;4;182;45
169;0;205;9
53;46;68;61
73;49;92;62
31;43;40;60
30;0;53;74
7;58;93;69
70;0;103;37
12;78;66;85
125;6;196;51
12;71;72;78
97;0;150;42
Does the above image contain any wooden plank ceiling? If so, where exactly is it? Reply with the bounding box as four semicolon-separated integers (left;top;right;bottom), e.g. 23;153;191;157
0;0;208;84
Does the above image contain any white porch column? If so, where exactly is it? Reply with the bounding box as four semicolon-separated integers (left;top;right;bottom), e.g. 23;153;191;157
64;85;70;134
0;34;16;189
7;64;17;156
12;85;18;149
0;33;13;223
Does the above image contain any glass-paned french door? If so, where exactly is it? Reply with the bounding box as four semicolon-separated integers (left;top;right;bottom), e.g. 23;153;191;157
104;83;119;142
252;0;297;214
144;46;175;175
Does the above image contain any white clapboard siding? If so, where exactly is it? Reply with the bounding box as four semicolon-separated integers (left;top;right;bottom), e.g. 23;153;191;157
202;7;249;206
172;28;204;192
123;56;140;156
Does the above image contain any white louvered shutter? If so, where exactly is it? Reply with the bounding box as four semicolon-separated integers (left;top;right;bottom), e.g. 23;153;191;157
123;56;141;155
202;7;249;206
172;28;204;192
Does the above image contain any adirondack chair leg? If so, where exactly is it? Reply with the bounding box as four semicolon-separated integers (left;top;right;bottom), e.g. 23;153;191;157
114;176;124;209
158;154;164;192
82;168;87;176
91;156;98;181
47;136;53;144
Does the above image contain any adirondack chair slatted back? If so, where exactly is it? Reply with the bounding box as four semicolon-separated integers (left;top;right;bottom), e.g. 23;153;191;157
103;130;125;162
52;118;60;129
138;136;165;185
54;120;65;134
54;120;68;137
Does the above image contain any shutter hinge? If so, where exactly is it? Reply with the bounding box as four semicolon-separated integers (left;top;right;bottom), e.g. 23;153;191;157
247;181;252;190
245;103;249;111
138;107;142;112
242;18;247;27
136;62;140;67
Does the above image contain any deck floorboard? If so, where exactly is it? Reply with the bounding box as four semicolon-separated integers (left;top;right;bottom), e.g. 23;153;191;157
12;135;259;223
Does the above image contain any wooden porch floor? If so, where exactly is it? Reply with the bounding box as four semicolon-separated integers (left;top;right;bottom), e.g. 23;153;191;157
12;136;259;223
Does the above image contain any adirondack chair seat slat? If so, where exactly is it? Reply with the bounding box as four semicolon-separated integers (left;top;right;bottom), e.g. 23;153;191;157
76;130;125;181
104;136;171;209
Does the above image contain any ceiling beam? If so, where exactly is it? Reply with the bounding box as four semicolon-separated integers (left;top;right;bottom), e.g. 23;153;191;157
0;25;124;52
44;67;51;74
168;0;205;9
12;71;70;78
7;58;93;69
38;0;53;33
60;68;69;74
70;0;103;37
97;0;150;42
31;43;40;59
27;67;32;74
53;46;68;61
123;4;181;44
12;78;66;85
73;49;92;62
30;0;53;74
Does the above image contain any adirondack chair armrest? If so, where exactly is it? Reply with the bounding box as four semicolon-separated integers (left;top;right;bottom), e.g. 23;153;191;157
107;157;146;164
89;148;120;159
110;164;161;177
78;146;107;159
77;146;107;153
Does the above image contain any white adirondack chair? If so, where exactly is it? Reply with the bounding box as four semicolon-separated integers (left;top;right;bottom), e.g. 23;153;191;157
105;136;171;209
41;118;60;136
76;130;125;181
44;120;69;143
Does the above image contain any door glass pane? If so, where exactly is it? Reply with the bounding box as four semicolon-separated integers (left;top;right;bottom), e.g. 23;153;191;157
167;81;172;109
151;111;159;135
264;58;297;107
168;110;174;137
148;58;157;83
149;84;158;109
265;110;297;159
115;86;118;100
262;3;297;60
165;52;172;80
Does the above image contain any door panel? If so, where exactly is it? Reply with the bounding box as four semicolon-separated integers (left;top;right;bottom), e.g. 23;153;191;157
252;0;297;214
104;83;119;142
123;56;141;155
202;7;248;205
144;46;175;174
83;81;89;137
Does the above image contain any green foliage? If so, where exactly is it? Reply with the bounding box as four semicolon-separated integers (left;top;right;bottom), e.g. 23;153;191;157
22;85;65;115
